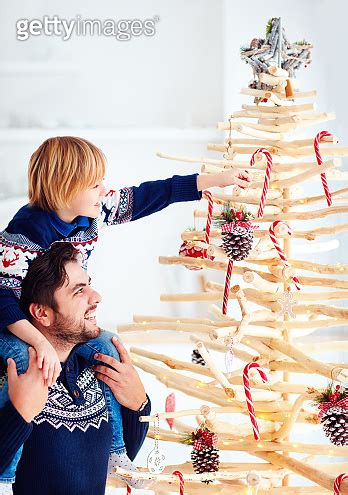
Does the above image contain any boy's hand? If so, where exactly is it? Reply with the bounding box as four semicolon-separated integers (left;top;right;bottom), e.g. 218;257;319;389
219;169;252;189
34;338;62;387
7;347;49;423
197;169;252;191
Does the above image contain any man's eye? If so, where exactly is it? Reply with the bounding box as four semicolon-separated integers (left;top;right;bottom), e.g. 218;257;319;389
75;288;84;295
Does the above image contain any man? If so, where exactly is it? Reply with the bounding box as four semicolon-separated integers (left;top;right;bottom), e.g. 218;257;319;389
0;243;150;494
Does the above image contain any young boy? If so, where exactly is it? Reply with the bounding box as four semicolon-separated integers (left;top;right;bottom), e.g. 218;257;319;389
0;136;251;490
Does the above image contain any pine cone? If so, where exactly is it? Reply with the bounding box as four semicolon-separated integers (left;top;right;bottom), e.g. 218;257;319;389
321;406;348;446
192;348;206;366
222;226;254;261
191;446;220;483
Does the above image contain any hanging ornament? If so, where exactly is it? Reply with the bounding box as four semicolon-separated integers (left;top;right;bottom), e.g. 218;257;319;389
277;288;297;319
147;414;166;474
269;221;301;291
246;470;261;494
243;362;268;440
172;470;185;495
312;383;348;446
250;148;273;218
224;336;235;373
191;348;206;366
334;473;348;495
179;191;215;270
213;203;257;314
165;392;176;430
181;424;220;483
314;130;338;207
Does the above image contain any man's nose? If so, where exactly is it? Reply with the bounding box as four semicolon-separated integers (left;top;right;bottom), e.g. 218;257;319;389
88;287;102;305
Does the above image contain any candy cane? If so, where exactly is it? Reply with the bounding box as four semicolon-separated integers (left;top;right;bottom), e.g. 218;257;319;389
203;190;214;246
269;220;301;291
222;259;233;315
334;473;348;495
243;363;268;440
314;131;335;207
172;470;185;495
250;148;273;218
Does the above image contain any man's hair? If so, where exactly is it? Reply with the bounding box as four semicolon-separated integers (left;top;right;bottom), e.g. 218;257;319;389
20;243;80;317
28;136;106;211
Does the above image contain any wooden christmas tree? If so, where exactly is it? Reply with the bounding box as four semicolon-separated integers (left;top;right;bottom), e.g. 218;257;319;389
109;19;348;494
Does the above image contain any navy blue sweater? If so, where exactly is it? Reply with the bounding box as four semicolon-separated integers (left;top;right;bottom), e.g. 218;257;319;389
0;174;202;329
0;350;151;494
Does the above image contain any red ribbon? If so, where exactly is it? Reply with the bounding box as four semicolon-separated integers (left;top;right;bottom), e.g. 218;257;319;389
221;221;256;233
318;396;348;418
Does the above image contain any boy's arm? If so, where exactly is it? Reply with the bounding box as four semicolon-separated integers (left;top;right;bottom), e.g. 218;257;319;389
99;170;251;227
121;397;151;461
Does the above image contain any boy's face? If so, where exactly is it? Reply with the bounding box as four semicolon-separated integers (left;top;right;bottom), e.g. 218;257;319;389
69;180;107;219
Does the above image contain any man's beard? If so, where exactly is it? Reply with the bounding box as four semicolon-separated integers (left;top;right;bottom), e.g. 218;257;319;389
50;311;101;349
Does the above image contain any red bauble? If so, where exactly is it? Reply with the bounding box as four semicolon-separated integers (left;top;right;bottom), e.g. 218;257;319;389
179;241;214;270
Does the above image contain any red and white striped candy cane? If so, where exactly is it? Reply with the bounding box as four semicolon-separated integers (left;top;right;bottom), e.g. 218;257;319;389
222;259;233;315
334;473;348;495
314;131;335;207
269;220;301;291
243;363;268;440
203;190;214;245
250;148;273;218
172;470;185;495
202;190;215;260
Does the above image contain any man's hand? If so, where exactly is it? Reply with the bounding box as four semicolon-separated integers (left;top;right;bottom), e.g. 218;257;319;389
7;347;49;423
94;337;147;411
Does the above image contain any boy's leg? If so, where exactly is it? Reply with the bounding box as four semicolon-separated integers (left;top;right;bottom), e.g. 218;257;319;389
0;332;30;486
108;451;153;489
77;330;125;454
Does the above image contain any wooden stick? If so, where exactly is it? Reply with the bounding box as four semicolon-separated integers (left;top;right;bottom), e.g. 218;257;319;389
190;339;236;398
180;222;348;242
255;451;348;494
262;337;348;382
241;103;315;113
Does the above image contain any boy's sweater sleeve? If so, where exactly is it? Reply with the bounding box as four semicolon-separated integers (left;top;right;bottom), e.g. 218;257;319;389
121;397;151;461
99;174;202;227
0;401;33;473
0;289;28;331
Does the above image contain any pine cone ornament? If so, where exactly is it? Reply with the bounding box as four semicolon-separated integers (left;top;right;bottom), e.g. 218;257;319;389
214;205;256;262
321;406;348;446
191;348;206;366
191;446;220;483
222;225;254;261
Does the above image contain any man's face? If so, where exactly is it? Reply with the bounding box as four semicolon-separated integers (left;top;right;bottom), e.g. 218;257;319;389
49;261;102;346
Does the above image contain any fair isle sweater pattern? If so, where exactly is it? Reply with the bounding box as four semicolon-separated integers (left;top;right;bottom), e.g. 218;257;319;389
33;367;108;433
0;187;133;298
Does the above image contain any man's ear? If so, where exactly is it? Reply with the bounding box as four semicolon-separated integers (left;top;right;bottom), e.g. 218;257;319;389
28;303;54;327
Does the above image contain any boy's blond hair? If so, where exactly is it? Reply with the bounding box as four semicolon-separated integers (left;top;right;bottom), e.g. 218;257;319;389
28;136;106;211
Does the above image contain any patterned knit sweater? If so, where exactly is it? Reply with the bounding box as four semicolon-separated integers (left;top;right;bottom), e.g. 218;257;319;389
0;350;151;494
0;173;202;329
